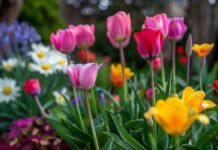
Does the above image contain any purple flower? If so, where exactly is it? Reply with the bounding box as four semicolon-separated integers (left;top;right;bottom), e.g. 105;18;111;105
71;95;82;106
15;117;34;128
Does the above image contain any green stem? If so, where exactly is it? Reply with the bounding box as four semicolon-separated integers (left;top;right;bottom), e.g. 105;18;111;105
174;136;180;150
91;88;97;115
119;43;128;102
199;57;206;91
186;56;190;86
172;42;176;94
160;52;166;90
148;132;157;150
83;90;99;150
34;96;48;118
73;87;86;131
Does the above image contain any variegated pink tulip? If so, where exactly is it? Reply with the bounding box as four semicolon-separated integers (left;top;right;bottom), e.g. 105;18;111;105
143;13;168;38
106;11;131;48
134;28;164;60
66;63;102;90
167;17;187;41
69;24;95;50
50;29;76;53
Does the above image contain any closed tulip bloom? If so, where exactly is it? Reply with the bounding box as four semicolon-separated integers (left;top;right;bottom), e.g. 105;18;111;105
66;63;102;90
210;80;218;93
192;43;214;57
107;11;131;48
145;96;209;135
181;87;216;113
50;29;76;53
134;28;164;60
110;64;134;87
152;57;161;70
24;79;41;96
168;17;187;41
143;13;168;38
69;24;95;49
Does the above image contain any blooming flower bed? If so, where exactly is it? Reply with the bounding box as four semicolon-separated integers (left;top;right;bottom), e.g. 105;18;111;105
0;11;218;150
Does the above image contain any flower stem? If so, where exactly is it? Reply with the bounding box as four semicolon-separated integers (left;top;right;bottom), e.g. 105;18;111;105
160;52;166;90
119;43;128;101
174;136;180;150
172;42;177;94
199;57;206;91
73;87;86;131
91;88;97;115
83;90;99;150
34;96;48;118
85;49;89;62
186;56;190;86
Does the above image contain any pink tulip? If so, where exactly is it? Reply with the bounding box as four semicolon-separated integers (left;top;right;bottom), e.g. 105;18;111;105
143;13;168;38
69;24;95;49
167;17;187;41
24;79;41;96
50;29;76;53
152;57;161;70
134;28;164;60
66;63;102;90
146;88;152;102
106;11;131;48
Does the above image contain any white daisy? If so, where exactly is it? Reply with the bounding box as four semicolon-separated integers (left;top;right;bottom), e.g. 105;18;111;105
50;52;68;72
53;88;69;105
28;43;50;63
0;78;20;103
31;59;56;76
2;58;17;71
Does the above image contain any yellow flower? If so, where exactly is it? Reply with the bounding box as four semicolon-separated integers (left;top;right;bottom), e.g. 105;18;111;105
181;87;216;113
192;43;214;57
145;96;209;136
110;64;134;87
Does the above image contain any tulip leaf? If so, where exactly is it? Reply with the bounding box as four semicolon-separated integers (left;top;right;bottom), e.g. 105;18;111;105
111;115;146;150
96;87;120;106
182;144;200;150
195;125;218;149
129;80;147;113
124;119;144;130
158;134;169;150
103;137;114;150
164;71;172;99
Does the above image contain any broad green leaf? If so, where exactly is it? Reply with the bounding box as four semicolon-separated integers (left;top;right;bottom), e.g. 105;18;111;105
195;125;218;149
111;115;146;150
124;119;143;130
158;134;169;150
103;137;114;150
164;71;172;99
182;144;201;150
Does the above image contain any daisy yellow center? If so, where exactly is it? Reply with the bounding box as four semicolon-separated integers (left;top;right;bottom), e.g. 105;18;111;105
58;95;64;103
37;51;45;58
58;60;65;66
41;64;51;70
3;64;13;70
3;86;13;95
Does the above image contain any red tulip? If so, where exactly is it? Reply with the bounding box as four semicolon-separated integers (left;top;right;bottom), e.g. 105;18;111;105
24;79;41;96
106;11;131;48
50;29;76;53
152;57;161;70
134;28;164;60
210;80;218;93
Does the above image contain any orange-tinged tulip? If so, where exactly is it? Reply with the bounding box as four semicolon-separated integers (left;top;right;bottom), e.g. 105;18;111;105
145;96;209;136
110;64;134;87
192;43;214;57
181;87;216;113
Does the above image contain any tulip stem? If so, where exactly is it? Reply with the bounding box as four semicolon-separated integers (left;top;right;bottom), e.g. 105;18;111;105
199;57;206;91
174;136;180;150
172;42;177;94
73;87;86;131
160;52;166;90
119;44;128;102
34;96;48;118
85;49;89;62
91;88;98;115
83;90;99;150
186;56;190;86
66;54;71;65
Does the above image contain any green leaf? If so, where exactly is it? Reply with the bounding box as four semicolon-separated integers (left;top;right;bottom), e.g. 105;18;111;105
111;115;146;150
158;134;169;150
124;119;144;130
129;80;147;113
182;144;201;150
195;125;218;149
164;71;172;99
67;134;87;146
103;137;114;150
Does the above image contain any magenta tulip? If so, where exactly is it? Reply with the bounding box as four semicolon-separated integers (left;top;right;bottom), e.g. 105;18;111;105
106;11;131;48
152;57;162;70
167;17;187;41
134;28;164;60
143;13;168;38
69;24;95;50
66;63;102;90
50;29;76;53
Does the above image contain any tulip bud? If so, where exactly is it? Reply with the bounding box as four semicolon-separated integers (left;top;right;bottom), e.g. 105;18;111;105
185;34;193;57
24;79;41;96
152;57;161;71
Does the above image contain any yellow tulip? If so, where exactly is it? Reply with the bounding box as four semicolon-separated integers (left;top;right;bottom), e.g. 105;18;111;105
110;64;134;87
192;43;214;57
145;96;209;136
181;87;216;113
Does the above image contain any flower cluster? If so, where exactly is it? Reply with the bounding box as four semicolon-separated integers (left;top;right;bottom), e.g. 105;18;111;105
1;117;69;149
